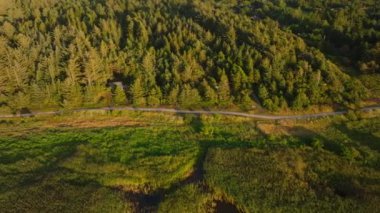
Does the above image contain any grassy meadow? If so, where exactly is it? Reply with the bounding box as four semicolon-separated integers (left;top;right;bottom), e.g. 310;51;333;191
0;110;379;212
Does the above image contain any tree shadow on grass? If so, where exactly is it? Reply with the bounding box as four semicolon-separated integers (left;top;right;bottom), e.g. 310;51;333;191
114;134;255;213
0;139;85;194
334;124;380;152
273;125;348;157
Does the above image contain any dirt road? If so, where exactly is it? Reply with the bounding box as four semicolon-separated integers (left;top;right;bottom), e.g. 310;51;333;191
1;106;379;120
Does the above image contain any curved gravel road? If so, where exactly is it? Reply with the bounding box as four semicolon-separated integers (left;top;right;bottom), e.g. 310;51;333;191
0;106;379;120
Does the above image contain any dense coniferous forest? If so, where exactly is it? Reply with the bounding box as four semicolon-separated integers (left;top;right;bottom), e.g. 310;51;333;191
235;0;380;73
0;0;378;114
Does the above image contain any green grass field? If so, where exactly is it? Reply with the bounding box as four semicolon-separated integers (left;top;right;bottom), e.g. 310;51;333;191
0;111;379;212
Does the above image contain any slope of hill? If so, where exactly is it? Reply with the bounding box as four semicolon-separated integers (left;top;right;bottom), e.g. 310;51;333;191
0;0;370;114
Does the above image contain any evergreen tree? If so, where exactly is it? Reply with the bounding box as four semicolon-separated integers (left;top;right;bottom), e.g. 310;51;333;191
201;79;218;106
0;0;371;112
113;85;127;106
62;83;83;109
7;92;30;113
147;87;161;107
167;85;180;106
179;84;201;108
218;71;232;107
130;77;146;107
240;90;254;110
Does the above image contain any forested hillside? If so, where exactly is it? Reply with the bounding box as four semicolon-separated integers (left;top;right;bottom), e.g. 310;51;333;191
234;0;380;74
0;0;373;113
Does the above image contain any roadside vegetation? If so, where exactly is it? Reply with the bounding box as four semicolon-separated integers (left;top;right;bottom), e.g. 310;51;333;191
0;110;379;212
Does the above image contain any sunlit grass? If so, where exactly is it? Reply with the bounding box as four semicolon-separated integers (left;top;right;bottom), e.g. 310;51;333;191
0;113;379;212
0;125;201;211
61;127;200;193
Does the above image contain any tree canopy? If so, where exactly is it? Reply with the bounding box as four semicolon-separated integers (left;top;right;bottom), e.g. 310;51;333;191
0;0;373;113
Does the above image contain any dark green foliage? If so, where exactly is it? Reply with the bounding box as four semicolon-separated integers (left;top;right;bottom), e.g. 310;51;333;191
235;0;380;74
0;0;370;112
